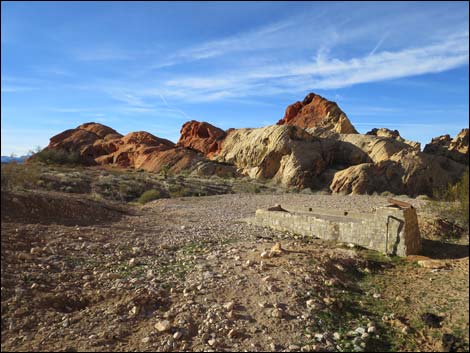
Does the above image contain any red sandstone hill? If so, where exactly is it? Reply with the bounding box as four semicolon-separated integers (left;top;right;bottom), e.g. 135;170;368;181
277;93;358;134
176;120;226;157
30;92;469;196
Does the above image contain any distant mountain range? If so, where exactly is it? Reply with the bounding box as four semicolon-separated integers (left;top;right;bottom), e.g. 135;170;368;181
1;155;29;163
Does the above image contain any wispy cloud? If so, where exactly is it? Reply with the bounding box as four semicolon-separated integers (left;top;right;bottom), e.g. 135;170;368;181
150;32;468;102
148;18;300;70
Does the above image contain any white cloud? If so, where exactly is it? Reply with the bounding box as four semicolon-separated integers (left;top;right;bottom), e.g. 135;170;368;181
153;33;468;102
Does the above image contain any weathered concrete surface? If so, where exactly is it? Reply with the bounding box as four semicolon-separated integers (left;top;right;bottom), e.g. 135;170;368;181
247;204;421;257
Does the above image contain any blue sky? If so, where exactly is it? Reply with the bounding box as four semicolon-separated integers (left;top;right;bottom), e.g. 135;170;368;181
2;1;469;155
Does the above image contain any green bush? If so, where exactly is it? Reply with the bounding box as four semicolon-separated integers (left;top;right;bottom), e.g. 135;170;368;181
137;189;162;204
32;148;81;165
431;169;469;227
160;164;171;179
453;169;469;224
169;185;193;198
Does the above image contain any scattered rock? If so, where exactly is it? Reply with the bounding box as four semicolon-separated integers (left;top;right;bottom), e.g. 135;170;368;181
223;301;235;311
262;275;273;282
270;242;283;256
208;338;216;346
417;260;448;269
155;320;171;332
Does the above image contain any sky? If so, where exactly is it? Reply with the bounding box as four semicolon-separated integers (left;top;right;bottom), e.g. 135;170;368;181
1;1;469;156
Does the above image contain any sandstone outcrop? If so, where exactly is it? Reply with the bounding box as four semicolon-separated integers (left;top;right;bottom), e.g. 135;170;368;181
330;150;466;196
214;124;466;196
35;122;235;177
46;123;123;164
176;120;226;157
32;91;469;198
277;93;358;134
366;128;421;151
423;129;469;165
214;125;332;188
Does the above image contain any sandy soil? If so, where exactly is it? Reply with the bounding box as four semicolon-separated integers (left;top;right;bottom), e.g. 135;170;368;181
1;192;468;352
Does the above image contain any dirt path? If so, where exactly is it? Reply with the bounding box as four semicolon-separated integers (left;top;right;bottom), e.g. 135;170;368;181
1;193;468;351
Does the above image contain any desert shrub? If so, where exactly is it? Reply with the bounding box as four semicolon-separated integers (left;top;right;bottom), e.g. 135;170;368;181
169;184;193;198
232;180;263;194
380;190;394;197
1;163;41;191
137;189;163;204
178;169;191;177
430;169;469;228
160;164;171;179
32;148;81;165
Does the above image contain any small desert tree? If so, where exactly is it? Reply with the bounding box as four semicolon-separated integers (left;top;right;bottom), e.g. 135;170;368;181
160;164;170;179
431;168;469;228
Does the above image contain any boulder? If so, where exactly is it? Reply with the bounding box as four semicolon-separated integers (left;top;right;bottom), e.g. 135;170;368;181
191;160;240;178
423;128;469;165
176;120;226;157
366;128;420;151
330;150;466;196
330;161;405;195
277;93;358;134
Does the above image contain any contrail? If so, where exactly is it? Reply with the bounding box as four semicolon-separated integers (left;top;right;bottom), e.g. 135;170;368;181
159;93;192;120
368;32;389;57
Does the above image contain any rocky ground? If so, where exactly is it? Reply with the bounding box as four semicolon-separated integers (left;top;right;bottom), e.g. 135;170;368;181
1;192;469;352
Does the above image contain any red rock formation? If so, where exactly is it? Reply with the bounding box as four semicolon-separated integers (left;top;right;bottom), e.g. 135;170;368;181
176;120;226;157
44;123;123;164
277;93;357;134
35;122;235;177
120;131;174;148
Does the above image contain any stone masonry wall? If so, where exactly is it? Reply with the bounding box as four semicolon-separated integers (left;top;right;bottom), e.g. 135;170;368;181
248;206;421;256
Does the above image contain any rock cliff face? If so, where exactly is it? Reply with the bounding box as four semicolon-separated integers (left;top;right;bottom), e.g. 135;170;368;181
214;125;332;188
277;93;358;134
176;120;226;157
36;123;236;177
34;91;468;197
330;151;465;196
213;124;466;196
423;129;469;165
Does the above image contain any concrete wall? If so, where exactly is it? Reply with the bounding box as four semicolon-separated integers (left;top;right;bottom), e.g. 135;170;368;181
248;205;421;256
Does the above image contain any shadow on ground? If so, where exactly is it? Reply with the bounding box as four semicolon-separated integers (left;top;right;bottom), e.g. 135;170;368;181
421;239;469;260
1;190;128;226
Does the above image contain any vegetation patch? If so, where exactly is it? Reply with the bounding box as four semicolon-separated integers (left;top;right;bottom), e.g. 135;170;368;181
137;189;164;204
